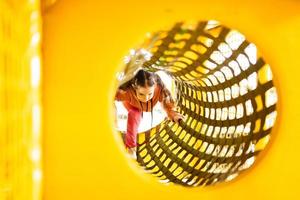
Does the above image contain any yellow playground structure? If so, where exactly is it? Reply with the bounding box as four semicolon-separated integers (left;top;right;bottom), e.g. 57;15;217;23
1;0;300;199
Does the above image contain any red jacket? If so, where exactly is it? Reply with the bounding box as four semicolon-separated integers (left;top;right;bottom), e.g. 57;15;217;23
115;84;177;119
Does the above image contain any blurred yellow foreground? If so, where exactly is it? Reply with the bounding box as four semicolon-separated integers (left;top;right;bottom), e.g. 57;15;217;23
1;0;300;199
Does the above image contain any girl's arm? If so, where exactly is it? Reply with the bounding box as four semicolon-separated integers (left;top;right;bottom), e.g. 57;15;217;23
161;91;176;118
159;87;185;123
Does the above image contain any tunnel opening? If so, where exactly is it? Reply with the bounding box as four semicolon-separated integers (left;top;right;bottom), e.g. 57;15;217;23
114;20;278;187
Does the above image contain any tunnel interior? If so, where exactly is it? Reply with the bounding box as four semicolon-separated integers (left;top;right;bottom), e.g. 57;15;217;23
115;20;278;187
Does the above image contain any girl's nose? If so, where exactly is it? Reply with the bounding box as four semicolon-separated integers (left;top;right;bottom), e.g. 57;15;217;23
145;95;152;101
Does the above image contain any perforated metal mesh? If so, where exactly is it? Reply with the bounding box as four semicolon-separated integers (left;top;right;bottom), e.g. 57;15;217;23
132;21;277;186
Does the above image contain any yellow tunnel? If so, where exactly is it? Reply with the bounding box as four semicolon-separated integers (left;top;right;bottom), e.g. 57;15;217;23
1;0;300;199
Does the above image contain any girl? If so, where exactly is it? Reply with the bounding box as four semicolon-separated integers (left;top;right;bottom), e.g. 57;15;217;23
115;69;185;158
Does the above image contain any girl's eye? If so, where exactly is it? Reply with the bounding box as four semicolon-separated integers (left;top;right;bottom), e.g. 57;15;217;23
138;93;153;96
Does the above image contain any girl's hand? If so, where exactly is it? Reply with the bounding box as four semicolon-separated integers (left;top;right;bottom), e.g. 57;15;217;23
171;112;186;123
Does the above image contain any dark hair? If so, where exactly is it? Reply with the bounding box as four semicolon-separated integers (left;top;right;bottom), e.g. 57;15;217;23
119;69;158;89
119;69;175;104
134;69;156;88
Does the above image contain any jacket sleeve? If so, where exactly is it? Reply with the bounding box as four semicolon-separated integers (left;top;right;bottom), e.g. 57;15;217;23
115;89;131;102
158;87;178;119
163;100;178;120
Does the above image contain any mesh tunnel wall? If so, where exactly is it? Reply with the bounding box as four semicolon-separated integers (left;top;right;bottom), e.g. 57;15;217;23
134;21;278;187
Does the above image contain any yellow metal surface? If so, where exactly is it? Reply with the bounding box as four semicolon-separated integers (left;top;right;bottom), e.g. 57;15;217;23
42;0;299;199
0;0;43;200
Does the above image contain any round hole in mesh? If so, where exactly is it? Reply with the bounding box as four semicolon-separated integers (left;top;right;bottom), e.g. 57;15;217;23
115;20;278;187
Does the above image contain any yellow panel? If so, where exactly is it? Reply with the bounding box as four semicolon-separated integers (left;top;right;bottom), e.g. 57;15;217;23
0;0;42;200
42;0;300;199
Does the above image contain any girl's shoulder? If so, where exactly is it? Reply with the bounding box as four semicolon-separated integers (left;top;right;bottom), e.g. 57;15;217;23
156;84;170;102
154;83;163;96
115;86;134;101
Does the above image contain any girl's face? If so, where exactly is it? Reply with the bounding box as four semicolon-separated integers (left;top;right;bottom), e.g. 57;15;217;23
135;85;155;102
